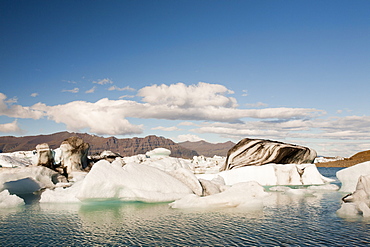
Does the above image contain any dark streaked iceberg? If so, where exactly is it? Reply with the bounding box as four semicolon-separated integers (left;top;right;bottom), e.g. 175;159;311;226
221;138;317;171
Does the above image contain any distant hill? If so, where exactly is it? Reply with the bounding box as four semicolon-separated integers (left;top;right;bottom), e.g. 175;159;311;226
178;140;235;157
0;132;198;159
315;150;370;167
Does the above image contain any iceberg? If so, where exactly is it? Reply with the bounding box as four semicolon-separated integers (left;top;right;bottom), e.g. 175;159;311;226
338;174;370;217
76;160;193;203
0;152;35;167
40;181;82;203
145;148;171;158
140;156;191;172
169;181;268;209
336;161;370;192
0;190;25;208
196;163;331;186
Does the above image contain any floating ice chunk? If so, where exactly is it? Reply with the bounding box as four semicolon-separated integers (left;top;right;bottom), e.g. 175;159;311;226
40;181;82;203
0;190;25;208
169;181;268;209
337;161;370;192
77;160;193;203
336;203;360;217
146;148;171;158
307;184;340;191
339;174;370;217
284;188;315;197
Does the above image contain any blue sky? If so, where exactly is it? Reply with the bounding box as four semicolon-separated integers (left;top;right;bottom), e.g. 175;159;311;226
1;0;370;157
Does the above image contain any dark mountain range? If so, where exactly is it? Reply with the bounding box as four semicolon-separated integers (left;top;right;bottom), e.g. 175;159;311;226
178;140;235;157
0;132;199;159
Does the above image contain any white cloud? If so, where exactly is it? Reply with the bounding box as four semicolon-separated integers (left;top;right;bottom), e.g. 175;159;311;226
177;134;204;142
63;80;77;84
93;78;113;85
0;120;23;134
178;121;196;126
152;126;182;131
108;85;135;91
85;86;96;94
189;115;370;156
62;88;79;93
245;102;268;108
32;99;143;136
30;93;39;97
0;93;44;119
119;95;135;99
5;96;18;104
242;90;248;97
138;82;238;108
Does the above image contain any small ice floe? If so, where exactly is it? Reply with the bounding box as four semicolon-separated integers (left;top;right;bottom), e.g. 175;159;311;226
169;181;269;209
307;184;340;191
338;173;370;218
0;190;25;208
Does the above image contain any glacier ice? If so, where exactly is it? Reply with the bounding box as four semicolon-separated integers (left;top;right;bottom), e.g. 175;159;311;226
336;161;370;192
76;160;193;202
338;173;370;217
0;147;337;209
145;148;171;158
169;181;268;209
0;190;25;208
197;163;331;186
0;152;36;168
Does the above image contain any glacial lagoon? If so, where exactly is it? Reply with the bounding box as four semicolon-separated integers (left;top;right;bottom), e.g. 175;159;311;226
1;167;370;246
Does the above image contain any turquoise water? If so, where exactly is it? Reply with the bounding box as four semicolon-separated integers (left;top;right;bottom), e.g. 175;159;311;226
1;167;370;246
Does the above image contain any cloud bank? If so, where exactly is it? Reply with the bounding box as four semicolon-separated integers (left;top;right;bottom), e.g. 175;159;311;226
0;82;369;156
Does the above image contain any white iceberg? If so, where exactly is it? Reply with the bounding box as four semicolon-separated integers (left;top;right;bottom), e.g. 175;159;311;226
169;181;268;209
0;152;36;167
76;160;193;203
145;148;171;158
140;156;191;172
336;161;370;192
40;181;82;203
192;155;224;174
196;163;331;186
0;190;25;208
337;174;370;217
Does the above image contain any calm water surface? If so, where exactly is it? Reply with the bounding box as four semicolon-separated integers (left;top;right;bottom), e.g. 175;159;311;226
1;167;370;246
